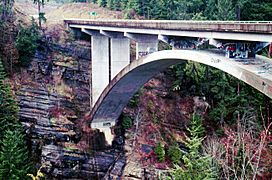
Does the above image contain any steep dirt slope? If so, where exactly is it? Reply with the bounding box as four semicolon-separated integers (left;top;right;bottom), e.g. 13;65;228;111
15;1;123;26
46;3;123;24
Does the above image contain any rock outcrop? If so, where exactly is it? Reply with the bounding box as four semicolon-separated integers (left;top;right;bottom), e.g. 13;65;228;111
17;86;80;145
41;145;120;179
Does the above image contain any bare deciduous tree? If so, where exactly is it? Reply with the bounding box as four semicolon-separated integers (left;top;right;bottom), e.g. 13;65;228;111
204;111;272;179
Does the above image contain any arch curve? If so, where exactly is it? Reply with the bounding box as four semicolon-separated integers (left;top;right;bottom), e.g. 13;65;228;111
90;50;272;129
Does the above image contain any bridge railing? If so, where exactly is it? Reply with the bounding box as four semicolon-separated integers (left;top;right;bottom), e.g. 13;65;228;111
64;18;272;24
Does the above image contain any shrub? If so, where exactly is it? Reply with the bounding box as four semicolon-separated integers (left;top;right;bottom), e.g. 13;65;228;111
155;142;165;162
15;18;40;67
166;115;218;179
0;130;32;179
122;116;133;129
205;118;272;179
0;60;19;139
168;145;182;164
128;93;140;107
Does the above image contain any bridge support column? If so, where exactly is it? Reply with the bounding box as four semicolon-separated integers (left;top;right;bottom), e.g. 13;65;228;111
82;29;111;107
92;35;110;106
101;30;130;79
110;38;130;78
125;33;158;59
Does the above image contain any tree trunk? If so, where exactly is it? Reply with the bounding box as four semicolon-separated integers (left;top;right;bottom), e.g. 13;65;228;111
3;0;7;21
38;1;41;27
236;5;241;21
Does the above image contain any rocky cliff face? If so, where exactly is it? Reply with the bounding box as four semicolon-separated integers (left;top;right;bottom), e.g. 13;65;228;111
41;145;124;179
15;38;126;179
15;35;207;179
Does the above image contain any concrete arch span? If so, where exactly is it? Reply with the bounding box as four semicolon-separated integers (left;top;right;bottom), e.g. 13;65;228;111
90;50;272;139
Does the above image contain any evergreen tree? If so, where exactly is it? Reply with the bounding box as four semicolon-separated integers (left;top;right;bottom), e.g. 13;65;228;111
98;0;107;7
0;60;19;139
0;0;14;21
155;142;165;162
168;144;182;164
0;130;31;179
204;0;217;20
144;0;161;19
0;0;19;74
120;0;128;10
0;60;32;179
106;0;113;9
15;19;40;67
112;0;121;10
232;0;248;20
216;0;235;20
126;0;142;15
32;0;47;27
159;0;180;20
169;115;217;179
240;0;272;21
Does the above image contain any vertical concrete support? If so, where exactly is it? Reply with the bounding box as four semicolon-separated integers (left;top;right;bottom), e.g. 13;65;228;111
82;29;110;107
125;33;158;59
91;35;110;106
110;38;130;79
101;30;130;79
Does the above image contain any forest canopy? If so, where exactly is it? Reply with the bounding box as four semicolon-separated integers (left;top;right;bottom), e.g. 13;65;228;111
85;0;272;21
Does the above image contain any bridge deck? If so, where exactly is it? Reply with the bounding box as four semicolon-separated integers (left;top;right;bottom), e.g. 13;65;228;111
65;19;272;42
65;19;272;33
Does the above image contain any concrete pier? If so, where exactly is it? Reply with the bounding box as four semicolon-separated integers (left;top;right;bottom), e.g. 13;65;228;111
125;33;158;59
101;30;130;79
91;35;110;106
110;38;130;79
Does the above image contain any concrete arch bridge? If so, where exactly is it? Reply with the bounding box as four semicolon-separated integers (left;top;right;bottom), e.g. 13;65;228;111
64;19;272;143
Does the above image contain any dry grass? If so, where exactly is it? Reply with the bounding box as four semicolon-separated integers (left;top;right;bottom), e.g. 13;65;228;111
15;1;124;26
46;3;123;24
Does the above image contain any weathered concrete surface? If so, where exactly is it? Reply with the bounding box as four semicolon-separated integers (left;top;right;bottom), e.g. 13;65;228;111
98;30;131;80
91;35;110;107
90;50;272;139
65;19;272;42
110;38;130;79
125;33;158;59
